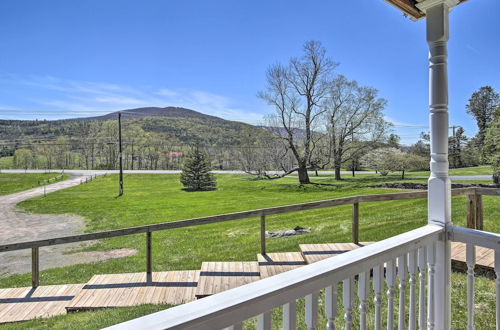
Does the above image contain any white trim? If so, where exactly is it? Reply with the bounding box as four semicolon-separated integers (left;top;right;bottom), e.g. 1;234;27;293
416;0;459;13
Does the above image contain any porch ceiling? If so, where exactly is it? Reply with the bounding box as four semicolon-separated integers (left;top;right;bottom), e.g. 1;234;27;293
384;0;468;20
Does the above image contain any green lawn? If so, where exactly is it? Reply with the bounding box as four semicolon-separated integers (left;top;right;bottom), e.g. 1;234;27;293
1;174;498;329
0;157;13;168
407;165;493;177
0;172;67;196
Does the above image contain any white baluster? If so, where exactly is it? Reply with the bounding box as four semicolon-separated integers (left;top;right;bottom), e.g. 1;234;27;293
306;292;318;330
466;244;475;330
398;254;408;330
343;277;354;330
495;250;500;330
427;242;436;330
408;251;417;330
283;301;296;330
373;265;384;330
326;284;338;329
418;246;427;330
257;311;271;330
358;271;369;330
386;259;397;329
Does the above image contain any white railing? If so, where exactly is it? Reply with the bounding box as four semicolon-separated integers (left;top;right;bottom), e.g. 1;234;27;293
449;225;500;330
105;224;500;330
106;225;443;330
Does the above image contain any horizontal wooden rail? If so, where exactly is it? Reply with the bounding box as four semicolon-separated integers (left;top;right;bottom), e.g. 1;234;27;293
0;187;484;253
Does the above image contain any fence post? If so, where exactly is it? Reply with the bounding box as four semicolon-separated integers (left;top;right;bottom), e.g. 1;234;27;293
32;247;39;288
466;194;476;229
476;194;483;230
146;231;152;282
260;215;266;255
352;202;359;244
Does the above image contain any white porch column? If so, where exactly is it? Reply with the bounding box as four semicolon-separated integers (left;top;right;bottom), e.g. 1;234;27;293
415;0;459;329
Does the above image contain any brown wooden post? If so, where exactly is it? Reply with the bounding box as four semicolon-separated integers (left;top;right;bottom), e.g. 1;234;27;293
466;194;476;229
260;215;266;255
146;231;152;282
352;202;359;244
475;194;483;230
32;247;39;288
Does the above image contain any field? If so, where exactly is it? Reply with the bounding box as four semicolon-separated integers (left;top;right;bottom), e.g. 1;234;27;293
0;172;67;196
0;157;13;168
0;174;498;329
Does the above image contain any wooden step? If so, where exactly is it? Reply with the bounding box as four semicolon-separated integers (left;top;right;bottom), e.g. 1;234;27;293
66;271;199;312
195;262;260;298
0;284;84;324
451;241;495;273
257;252;307;278
300;242;374;264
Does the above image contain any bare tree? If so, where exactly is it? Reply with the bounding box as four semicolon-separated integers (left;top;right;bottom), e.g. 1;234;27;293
325;75;390;180
258;41;336;184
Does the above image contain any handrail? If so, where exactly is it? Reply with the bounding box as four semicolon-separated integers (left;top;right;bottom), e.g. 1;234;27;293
0;187;474;253
105;224;443;330
450;225;500;250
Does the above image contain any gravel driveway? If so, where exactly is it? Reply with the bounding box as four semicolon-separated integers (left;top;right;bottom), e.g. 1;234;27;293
0;174;136;278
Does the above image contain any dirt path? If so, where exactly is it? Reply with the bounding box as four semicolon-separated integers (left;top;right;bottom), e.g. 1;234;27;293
0;174;136;278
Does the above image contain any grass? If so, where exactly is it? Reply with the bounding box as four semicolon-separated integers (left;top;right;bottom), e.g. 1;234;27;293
0;172;68;196
0;157;13;168
0;174;498;329
407;165;493;177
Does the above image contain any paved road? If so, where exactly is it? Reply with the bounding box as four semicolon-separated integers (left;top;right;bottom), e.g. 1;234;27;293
0;172;135;278
2;169;492;181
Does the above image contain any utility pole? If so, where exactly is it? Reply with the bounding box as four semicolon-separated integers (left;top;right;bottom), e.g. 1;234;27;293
118;112;124;196
351;123;355;177
450;125;456;169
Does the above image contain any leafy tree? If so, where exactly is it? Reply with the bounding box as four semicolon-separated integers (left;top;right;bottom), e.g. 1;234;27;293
387;134;401;148
180;145;216;191
361;148;427;179
483;108;500;183
325;75;390;180
466;86;500;150
13;149;33;170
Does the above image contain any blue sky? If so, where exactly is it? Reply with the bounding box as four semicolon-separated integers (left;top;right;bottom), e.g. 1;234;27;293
0;0;499;144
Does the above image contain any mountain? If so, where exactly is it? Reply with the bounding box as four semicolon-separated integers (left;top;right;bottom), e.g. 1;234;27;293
70;106;226;122
0;107;265;147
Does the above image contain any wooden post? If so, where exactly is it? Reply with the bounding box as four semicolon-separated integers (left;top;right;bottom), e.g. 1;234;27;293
467;194;476;229
146;231;152;282
352;203;359;244
32;247;39;288
260;215;266;255
476;194;483;230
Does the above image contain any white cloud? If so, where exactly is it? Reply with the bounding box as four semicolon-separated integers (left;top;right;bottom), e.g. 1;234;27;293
0;75;265;123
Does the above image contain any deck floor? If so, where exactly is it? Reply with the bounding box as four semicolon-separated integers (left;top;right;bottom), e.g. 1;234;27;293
195;262;260;298
0;284;83;324
66;271;199;312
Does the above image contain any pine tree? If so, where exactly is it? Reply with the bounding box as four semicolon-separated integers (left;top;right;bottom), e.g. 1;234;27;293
180;145;216;191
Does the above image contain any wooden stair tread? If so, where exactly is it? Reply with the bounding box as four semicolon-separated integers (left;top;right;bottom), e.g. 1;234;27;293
451;241;495;269
299;242;374;264
195;262;260;298
0;284;84;324
66;271;199;312
257;252;306;278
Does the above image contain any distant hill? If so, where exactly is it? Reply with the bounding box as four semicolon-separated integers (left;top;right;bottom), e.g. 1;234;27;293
0;106;266;146
70;106;226;122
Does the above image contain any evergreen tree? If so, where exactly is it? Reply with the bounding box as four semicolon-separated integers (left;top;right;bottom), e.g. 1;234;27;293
180;145;216;191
